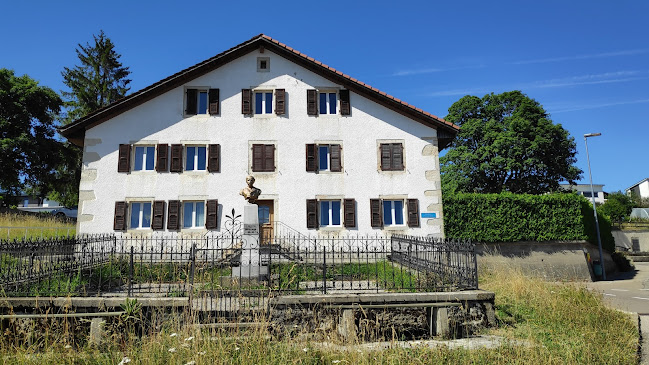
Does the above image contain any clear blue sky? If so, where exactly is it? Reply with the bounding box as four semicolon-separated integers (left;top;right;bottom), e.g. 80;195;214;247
2;0;647;193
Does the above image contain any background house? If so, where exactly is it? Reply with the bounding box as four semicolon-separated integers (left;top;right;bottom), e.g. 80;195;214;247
559;183;607;205
60;35;459;237
626;178;649;200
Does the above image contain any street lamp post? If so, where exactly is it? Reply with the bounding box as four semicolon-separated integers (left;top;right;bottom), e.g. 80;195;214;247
584;132;605;280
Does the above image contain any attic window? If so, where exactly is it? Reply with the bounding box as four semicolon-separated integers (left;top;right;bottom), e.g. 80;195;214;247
257;57;270;72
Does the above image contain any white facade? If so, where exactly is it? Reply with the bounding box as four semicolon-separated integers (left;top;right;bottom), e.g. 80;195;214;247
627;178;649;200
67;37;455;238
559;183;606;204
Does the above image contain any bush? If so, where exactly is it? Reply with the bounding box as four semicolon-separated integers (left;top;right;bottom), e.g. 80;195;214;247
444;192;615;251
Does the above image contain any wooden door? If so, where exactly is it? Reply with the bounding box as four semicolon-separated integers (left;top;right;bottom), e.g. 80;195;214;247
257;200;274;245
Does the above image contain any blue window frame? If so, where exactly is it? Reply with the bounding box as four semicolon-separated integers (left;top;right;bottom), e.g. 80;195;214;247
183;201;205;228
319;92;337;115
198;91;208;114
130;202;152;229
258;206;270;224
318;145;329;171
320;200;341;227
134;146;155;171
185;146;206;171
383;200;404;226
255;91;273;114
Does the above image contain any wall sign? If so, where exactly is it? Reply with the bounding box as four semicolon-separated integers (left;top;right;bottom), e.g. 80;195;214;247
421;212;437;219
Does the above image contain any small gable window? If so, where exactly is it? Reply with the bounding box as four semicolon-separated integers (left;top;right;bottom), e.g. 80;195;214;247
257;57;270;72
186;88;219;115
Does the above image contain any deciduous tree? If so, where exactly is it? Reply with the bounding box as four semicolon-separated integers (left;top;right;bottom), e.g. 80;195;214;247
441;91;582;194
0;69;62;199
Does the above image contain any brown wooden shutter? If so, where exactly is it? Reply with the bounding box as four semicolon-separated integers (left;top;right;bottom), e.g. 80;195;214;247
252;144;262;172
407;199;420;227
170;144;183;172
118;144;131;172
392;143;404;170
206;199;218;229
380;144;391;171
242;89;252;114
370;199;383;228
113;201;128;230
307;89;317;115
340;89;350;115
344;199;356;228
306;199;318;229
275;89;285;115
264;144;275;171
167;200;180;230
207;144;220;172
152;201;166;230
156;144;168;172
330;144;342;172
209;88;220;115
186;89;197;115
306;144;317;172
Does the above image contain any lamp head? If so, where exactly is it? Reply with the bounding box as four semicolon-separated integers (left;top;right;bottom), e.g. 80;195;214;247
584;133;602;138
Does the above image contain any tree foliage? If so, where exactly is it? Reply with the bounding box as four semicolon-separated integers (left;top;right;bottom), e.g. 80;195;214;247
50;31;131;207
0;69;63;199
598;191;634;223
61;30;131;124
441;91;582;194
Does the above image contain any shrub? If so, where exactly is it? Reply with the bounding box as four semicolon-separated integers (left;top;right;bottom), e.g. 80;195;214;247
444;192;614;251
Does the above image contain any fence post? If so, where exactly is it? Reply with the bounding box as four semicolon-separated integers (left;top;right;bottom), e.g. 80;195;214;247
128;246;134;297
321;239;327;295
189;243;196;289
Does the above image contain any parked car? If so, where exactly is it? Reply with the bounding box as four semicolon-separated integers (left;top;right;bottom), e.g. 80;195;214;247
51;207;78;219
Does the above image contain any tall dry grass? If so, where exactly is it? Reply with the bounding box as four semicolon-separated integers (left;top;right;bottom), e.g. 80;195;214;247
0;212;75;240
0;264;639;364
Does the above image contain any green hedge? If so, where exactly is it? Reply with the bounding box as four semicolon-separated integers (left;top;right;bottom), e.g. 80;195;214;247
443;192;615;251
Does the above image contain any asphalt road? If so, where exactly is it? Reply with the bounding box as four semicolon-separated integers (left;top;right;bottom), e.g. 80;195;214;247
587;261;649;314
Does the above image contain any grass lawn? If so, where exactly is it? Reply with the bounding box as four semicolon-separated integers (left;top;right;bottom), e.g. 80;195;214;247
0;212;75;240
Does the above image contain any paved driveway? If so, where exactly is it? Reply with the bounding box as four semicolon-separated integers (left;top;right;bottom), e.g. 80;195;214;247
587;261;649;314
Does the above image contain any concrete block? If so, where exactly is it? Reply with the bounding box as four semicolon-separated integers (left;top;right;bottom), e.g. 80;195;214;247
89;318;106;347
484;302;496;327
337;309;356;342
434;306;450;337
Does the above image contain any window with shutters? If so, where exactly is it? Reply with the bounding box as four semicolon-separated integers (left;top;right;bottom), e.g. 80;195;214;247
307;198;355;229
306;143;342;173
133;146;155;171
185;146;207;171
308;89;350;116
129;201;152;229
185;88;219;116
251;143;276;172
379;142;405;171
183;201;205;229
371;198;419;229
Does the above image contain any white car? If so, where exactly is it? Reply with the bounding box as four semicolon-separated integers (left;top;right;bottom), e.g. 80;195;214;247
51;208;78;219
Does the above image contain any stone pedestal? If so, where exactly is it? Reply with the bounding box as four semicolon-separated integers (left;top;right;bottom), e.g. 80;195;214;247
232;203;268;279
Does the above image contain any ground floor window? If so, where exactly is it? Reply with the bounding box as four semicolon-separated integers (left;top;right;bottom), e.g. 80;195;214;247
130;202;152;229
183;201;205;228
320;200;342;227
382;200;404;226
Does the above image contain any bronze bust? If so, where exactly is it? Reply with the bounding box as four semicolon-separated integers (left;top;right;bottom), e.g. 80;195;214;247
240;175;261;203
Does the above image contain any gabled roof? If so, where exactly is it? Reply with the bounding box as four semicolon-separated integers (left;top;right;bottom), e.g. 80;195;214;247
59;34;459;148
627;177;649;191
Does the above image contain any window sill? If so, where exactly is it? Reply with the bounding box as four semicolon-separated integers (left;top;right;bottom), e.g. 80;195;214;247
383;225;408;231
319;226;344;231
252;114;278;119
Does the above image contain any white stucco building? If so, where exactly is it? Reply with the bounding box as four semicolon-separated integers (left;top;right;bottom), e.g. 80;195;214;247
559;183;607;205
627;178;649;200
60;35;459;238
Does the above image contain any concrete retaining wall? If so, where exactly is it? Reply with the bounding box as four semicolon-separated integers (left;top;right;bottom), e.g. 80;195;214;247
476;241;615;281
613;230;649;252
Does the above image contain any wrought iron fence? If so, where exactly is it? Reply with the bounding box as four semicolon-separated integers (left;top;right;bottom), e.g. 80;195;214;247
0;231;478;301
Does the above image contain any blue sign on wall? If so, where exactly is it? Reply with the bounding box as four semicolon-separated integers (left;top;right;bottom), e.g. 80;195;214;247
421;212;437;218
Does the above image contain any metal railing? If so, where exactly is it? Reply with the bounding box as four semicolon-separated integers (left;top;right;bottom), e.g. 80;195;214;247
0;233;478;301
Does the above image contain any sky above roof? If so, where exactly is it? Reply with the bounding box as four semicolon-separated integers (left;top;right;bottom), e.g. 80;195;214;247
2;0;647;193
